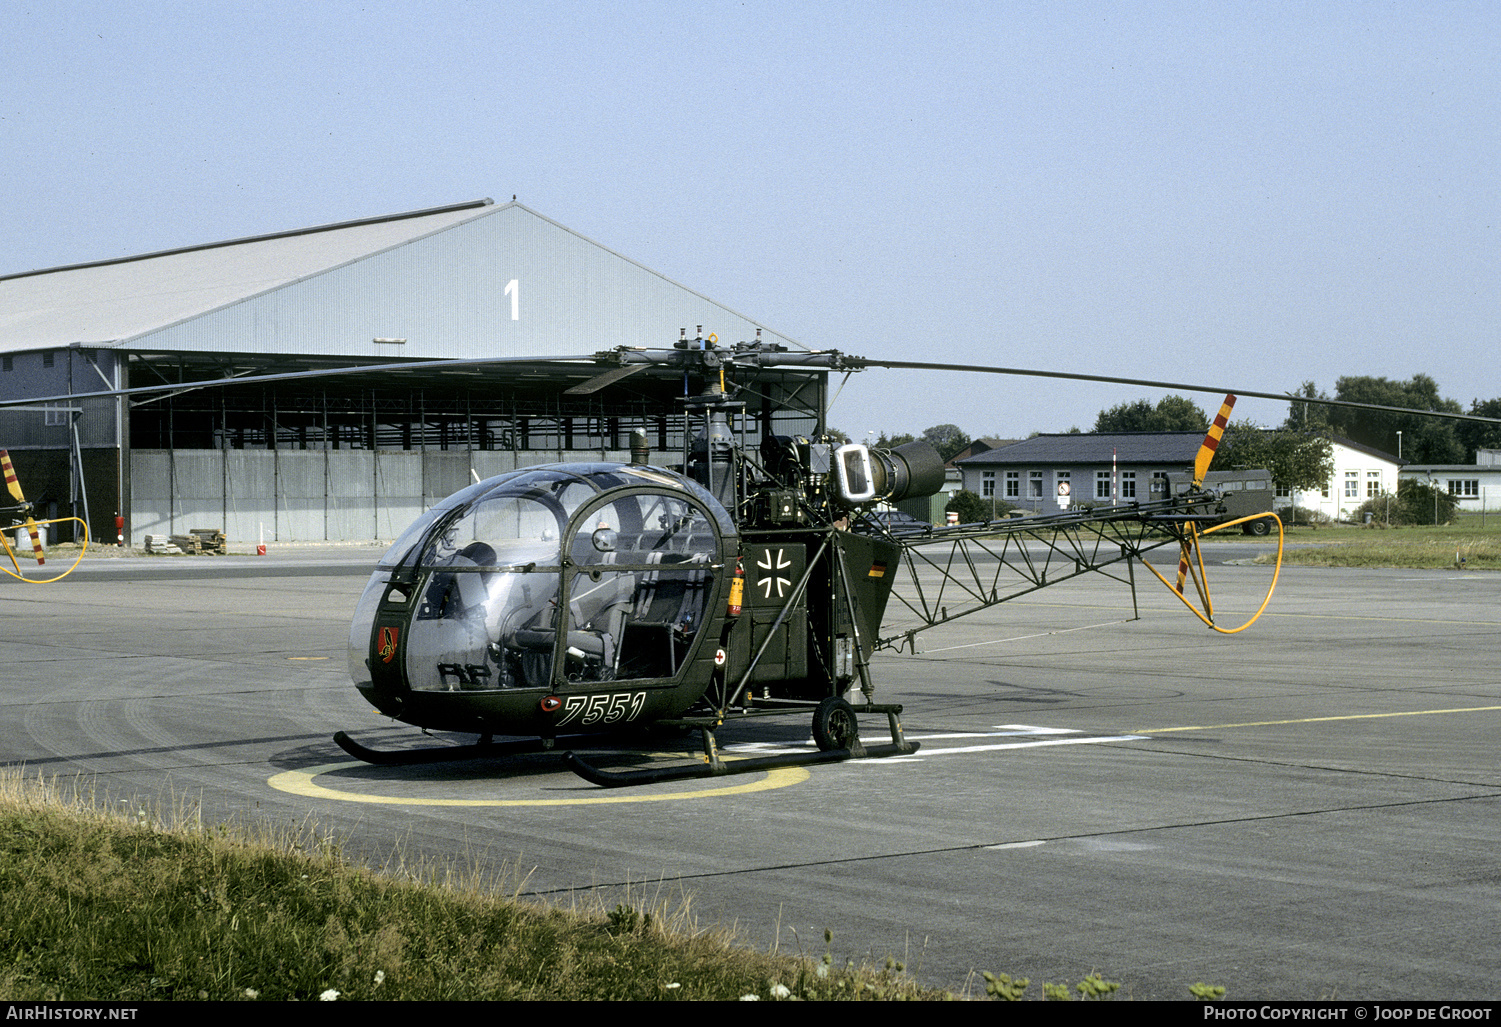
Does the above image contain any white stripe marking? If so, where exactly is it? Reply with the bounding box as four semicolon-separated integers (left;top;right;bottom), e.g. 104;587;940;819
723;725;1143;759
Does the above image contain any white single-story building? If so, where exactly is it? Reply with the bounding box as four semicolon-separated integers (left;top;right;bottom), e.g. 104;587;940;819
1399;449;1501;514
1277;437;1401;522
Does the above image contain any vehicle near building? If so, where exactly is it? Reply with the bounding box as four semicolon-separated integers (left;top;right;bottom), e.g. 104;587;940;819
1162;467;1275;535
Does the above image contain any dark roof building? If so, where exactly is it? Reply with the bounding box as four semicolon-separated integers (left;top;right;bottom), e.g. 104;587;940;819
954;432;1205;511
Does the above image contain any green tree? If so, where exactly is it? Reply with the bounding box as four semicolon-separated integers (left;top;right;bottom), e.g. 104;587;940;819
872;425;971;461
1291;375;1463;463
1455;398;1501;462
1094;395;1208;433
920;423;971;461
1211;421;1334;493
1354;479;1460;526
945;489;992;524
1283;380;1330;430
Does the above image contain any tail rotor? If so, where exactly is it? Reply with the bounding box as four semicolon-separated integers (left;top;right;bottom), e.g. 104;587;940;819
1148;396;1284;633
0;449;88;583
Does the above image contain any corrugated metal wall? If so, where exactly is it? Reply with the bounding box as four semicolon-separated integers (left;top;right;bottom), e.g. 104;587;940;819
130;448;628;544
0;350;119;449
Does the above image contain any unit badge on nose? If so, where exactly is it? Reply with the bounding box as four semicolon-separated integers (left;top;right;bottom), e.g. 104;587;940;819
377;626;399;664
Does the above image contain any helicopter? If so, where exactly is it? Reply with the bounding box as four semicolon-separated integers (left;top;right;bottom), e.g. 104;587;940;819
0;449;88;584
6;332;1492;786
331;332;1286;786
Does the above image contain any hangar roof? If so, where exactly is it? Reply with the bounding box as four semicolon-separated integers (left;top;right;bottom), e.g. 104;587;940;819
1;200;496;352
1;199;797;360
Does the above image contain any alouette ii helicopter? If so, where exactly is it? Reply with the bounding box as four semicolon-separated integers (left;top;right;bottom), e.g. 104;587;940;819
331;330;1293;786
10;330;1492;785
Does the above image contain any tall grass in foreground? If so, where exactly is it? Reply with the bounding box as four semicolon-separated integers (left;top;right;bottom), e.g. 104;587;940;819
0;770;939;1001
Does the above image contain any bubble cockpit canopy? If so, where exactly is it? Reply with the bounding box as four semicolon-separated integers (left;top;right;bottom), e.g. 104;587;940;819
350;464;734;695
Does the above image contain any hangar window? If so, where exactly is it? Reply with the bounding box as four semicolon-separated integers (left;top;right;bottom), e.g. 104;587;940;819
1344;471;1359;499
1121;471;1136;499
1004;472;1019;498
1449;479;1479;498
1095;471;1111;500
981;471;995;498
1028;471;1043;499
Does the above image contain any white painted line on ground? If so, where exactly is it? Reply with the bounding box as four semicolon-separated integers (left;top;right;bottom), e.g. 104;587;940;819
723;725;1144;760
910;734;1148;756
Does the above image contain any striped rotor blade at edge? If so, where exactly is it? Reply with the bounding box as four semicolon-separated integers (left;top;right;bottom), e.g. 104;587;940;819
1194;395;1236;487
24;518;44;566
1;450;24;504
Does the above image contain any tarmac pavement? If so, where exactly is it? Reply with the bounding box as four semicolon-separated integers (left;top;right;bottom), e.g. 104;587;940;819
2;543;1498;1000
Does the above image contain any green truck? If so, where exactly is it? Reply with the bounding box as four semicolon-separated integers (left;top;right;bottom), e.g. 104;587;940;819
1160;468;1276;535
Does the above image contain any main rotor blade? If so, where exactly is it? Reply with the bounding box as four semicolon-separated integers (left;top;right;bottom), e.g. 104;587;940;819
563;362;653;395
0;354;602;409
855;358;1501;425
7;344;1500;429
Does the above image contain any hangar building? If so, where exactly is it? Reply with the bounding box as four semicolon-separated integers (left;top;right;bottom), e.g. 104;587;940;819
0;199;824;545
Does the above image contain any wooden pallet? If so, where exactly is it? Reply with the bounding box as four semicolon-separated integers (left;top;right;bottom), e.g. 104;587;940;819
162;529;227;555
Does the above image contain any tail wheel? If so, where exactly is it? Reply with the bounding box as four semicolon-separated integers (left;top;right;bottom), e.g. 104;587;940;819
1246;518;1271;536
812;696;859;752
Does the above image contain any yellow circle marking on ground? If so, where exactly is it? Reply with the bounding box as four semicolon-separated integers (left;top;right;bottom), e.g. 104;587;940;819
268;760;810;806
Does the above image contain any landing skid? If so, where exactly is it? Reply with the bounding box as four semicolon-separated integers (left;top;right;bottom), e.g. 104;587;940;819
564;700;920;788
564;738;920;788
332;730;556;765
333;701;920;785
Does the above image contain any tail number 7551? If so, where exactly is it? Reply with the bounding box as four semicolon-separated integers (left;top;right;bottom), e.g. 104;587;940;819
556;691;647;728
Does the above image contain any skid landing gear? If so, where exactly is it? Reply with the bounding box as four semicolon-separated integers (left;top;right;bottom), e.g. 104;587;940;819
333;730;557;765
563;701;919;788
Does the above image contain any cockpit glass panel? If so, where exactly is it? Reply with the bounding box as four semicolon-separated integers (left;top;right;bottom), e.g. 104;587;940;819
367;464;735;693
559;491;721;684
569;492;717;566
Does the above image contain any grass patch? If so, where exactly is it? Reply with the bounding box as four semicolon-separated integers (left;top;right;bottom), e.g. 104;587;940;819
0;770;942;1001
1254;519;1501;570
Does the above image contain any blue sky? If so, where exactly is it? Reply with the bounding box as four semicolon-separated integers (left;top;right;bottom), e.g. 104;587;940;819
4;1;1496;440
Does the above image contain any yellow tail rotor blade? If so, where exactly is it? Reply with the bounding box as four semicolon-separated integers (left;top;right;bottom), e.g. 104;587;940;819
0;516;87;584
23;517;45;565
0;449;25;505
1193;394;1236;487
